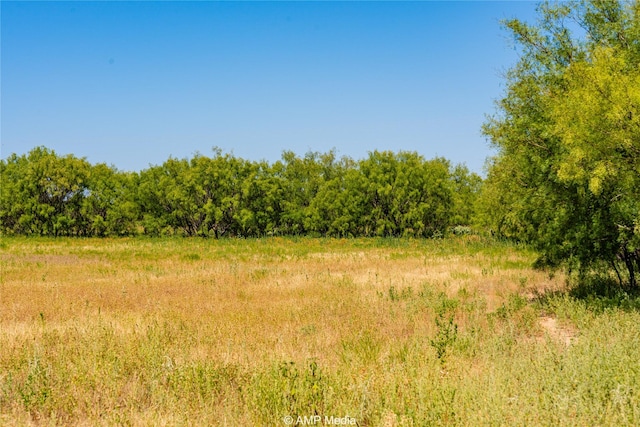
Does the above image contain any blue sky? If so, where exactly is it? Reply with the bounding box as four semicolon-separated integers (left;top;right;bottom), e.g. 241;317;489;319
1;1;538;174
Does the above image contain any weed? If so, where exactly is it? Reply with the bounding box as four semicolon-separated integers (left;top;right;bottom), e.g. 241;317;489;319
252;360;328;424
430;298;459;362
388;285;399;302
340;330;382;365
493;294;527;320
18;353;52;415
388;285;413;302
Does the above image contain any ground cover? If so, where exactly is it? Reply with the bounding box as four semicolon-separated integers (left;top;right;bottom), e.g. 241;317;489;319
1;237;639;425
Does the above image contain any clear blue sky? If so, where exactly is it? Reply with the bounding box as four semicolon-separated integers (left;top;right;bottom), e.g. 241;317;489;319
1;1;538;174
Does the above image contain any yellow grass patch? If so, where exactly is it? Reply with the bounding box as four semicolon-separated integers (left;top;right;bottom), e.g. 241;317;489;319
3;237;638;426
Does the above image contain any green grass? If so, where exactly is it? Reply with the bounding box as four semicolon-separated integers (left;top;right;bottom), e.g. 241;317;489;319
1;236;639;425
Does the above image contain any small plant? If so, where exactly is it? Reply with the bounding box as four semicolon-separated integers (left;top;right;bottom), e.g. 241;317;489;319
388;285;413;302
481;267;494;276
430;312;458;361
303;360;324;416
18;354;52;415
255;360;327;422
493;294;527;320
430;296;459;361
279;361;300;415
518;276;528;287
388;285;400;301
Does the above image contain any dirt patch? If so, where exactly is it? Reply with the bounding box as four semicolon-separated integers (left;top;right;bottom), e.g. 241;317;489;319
539;316;576;346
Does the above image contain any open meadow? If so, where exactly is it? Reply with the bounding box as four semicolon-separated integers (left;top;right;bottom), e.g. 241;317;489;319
1;237;640;426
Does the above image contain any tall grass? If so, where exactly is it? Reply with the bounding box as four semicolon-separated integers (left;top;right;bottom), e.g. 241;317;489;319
1;237;639;425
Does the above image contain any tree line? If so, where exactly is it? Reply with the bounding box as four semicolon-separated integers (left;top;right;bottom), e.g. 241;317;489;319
3;0;638;289
0;147;481;238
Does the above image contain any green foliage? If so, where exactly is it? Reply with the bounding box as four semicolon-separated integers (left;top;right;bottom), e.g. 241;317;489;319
2;147;482;238
429;294;459;361
276;150;339;235
82;163;139;236
251;360;328;424
481;0;640;287
387;285;414;302
136;150;253;237
17;353;52;415
1;147;91;236
310;151;471;238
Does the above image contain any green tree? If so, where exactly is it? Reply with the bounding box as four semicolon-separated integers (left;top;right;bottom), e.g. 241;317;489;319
82;164;139;236
237;160;283;236
310;159;364;237
0;147;91;236
450;164;482;227
136;163;173;235
136;151;253;237
309;151;457;238
274;150;339;235
482;0;640;287
137;158;194;236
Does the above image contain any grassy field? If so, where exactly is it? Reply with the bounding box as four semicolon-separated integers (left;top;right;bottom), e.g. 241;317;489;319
1;236;640;426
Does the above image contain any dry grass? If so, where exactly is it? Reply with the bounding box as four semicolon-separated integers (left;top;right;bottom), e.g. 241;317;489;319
1;237;639;426
0;238;555;363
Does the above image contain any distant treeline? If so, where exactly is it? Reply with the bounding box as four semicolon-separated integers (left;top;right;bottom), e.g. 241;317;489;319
0;146;481;238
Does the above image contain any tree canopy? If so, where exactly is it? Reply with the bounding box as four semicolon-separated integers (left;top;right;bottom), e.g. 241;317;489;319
481;0;640;287
1;147;481;239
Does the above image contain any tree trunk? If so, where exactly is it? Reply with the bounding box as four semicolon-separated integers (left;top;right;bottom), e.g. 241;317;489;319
611;259;624;288
622;246;637;289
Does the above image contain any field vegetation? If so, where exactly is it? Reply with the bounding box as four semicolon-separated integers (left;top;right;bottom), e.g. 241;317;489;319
2;1;640;424
2;236;640;425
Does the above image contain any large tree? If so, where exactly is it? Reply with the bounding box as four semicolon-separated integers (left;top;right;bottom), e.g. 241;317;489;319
81;163;139;236
482;0;640;286
135;150;251;237
0;147;91;236
309;151;459;238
